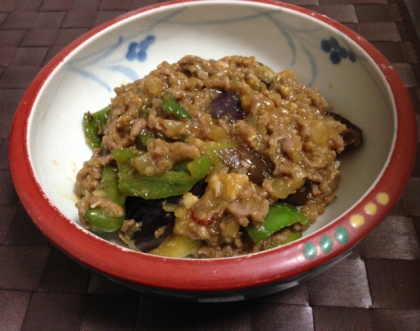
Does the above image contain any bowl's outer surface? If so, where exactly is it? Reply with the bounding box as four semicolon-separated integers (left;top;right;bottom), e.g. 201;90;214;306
8;0;417;301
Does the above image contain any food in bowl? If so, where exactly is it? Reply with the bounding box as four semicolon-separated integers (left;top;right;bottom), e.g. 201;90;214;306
75;55;362;258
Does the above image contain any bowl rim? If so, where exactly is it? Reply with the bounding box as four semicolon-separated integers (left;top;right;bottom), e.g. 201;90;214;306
8;0;417;295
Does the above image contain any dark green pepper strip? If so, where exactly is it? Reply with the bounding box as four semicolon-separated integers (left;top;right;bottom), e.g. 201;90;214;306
112;148;210;199
246;203;309;244
83;105;112;149
161;93;192;119
84;164;125;232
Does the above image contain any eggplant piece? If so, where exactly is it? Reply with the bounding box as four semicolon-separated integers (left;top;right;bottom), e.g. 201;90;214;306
209;91;245;120
284;181;311;206
125;180;208;252
164;179;207;205
216;146;273;185
326;111;363;150
125;197;175;252
189;179;207;197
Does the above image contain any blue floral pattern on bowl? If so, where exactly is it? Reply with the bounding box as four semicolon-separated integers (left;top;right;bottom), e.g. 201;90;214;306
321;37;357;64
126;35;156;62
65;6;363;93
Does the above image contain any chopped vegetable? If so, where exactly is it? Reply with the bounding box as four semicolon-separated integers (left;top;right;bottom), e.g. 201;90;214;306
126;197;175;252
84;164;125;232
280;231;302;245
75;56;364;258
161;93;192;119
83;105;112;149
200;141;237;166
187;153;211;178
209;91;245;120
326;111;363;150
148;233;202;258
246;203;309;244
112;148;211;199
265;231;302;250
215;146;272;185
139;131;155;147
138;130;168;147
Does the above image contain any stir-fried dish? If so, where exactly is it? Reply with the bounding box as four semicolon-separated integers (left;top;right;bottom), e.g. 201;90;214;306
75;56;362;258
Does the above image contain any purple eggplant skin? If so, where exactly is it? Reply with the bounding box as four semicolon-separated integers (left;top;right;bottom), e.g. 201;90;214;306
124;180;207;252
284;181;311;206
125;197;174;252
325;111;363;150
164;179;207;205
216;146;273;185
132;221;173;252
209;91;245;120
187;179;207;198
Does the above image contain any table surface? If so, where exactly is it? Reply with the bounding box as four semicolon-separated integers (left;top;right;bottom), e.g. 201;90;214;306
1;0;419;330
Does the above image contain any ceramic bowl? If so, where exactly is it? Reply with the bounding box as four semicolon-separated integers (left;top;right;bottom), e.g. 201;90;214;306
9;0;417;301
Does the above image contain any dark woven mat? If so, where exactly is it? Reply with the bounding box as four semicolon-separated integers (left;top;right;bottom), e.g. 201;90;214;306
1;0;419;330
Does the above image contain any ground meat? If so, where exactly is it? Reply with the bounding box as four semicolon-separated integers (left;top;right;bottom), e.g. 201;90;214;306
134;139;201;176
129;118;147;141
75;149;114;197
89;196;124;218
75;55;362;258
75;194;92;228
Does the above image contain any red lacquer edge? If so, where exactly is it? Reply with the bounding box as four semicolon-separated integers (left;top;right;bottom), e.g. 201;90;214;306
8;0;417;293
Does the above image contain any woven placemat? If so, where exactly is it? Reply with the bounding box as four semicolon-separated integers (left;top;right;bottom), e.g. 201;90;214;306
0;0;419;330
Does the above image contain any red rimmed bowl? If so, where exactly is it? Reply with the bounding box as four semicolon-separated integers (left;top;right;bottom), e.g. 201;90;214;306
9;0;417;301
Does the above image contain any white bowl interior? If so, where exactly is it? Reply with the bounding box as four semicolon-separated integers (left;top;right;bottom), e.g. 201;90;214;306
28;1;395;245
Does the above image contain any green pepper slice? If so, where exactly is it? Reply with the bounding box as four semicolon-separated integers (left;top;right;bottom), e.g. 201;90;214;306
246;203;309;244
112;148;210;199
264;231;303;250
139;131;155;147
83;105;112;149
84;164;125;232
161;93;192;119
280;231;302;245
187;154;211;178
